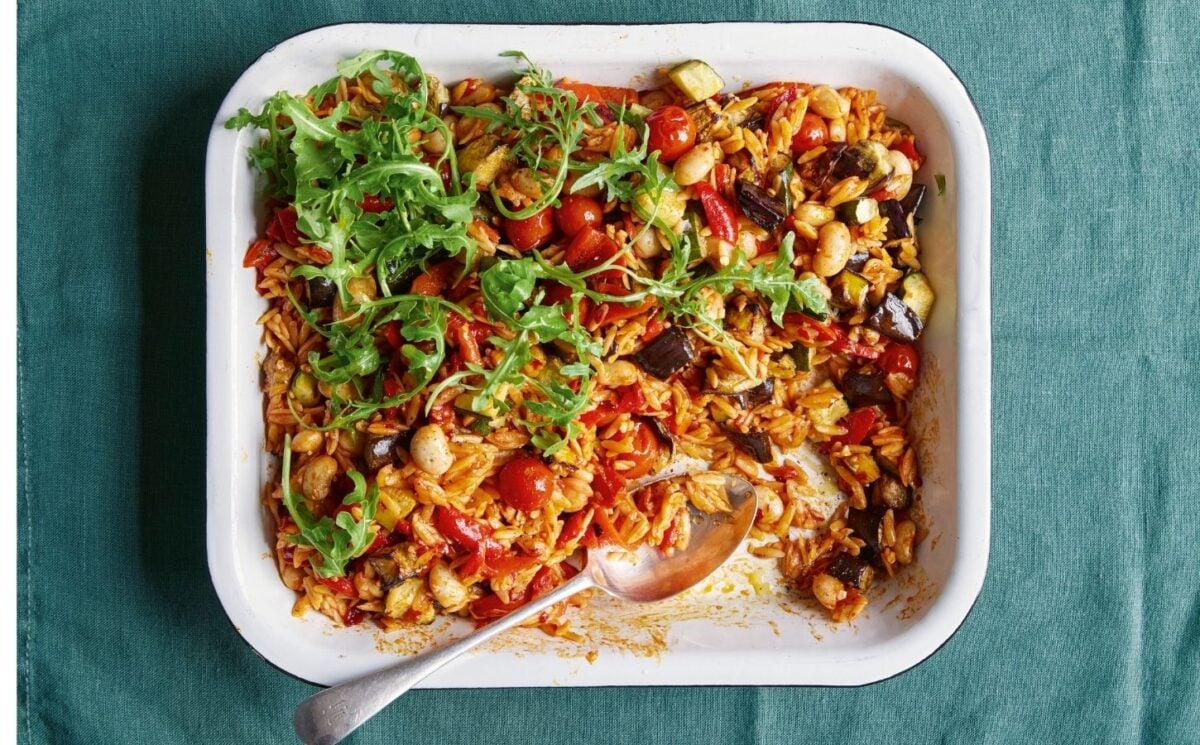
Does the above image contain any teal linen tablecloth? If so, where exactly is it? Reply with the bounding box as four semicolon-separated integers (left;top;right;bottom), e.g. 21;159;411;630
17;1;1200;742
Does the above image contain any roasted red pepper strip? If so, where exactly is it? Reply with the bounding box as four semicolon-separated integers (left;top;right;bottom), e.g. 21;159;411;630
693;181;737;242
317;576;357;597
557;508;595;548
834;407;878;446
242;239;277;270
265;206;303;246
591;465;626;508
358;194;394;213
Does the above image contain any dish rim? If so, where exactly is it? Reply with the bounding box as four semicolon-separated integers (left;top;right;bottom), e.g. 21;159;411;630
205;20;992;688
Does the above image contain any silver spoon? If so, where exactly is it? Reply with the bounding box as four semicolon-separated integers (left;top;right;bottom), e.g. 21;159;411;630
294;471;757;745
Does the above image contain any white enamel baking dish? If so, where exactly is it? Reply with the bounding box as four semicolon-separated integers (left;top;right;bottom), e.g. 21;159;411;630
206;22;991;688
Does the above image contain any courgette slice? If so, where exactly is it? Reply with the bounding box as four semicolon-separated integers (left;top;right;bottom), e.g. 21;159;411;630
830;271;870;311
789;344;812;372
837;197;879;226
900;272;935;325
669;60;725;102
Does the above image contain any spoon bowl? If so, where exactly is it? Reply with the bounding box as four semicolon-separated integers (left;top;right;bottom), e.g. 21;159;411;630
294;471;756;745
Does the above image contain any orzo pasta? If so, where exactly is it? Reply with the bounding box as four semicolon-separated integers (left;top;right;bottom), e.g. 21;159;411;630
228;50;935;634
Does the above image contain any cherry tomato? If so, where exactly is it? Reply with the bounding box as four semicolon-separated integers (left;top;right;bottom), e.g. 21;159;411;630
504;207;556;252
565;225;620;272
791;112;829;154
645;105;696;162
555;194;604;237
410;260;457;296
498;456;557;512
880;343;920;377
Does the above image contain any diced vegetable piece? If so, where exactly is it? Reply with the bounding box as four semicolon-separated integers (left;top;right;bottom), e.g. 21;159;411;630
644;417;676;457
840;368;892;407
826;553;875;590
900;272;935;325
844;251;870;273
459;135;511;188
831;140;891;187
846;507;886;563
837;198;879;226
867;294;923;343
307;277;336;308
727;430;772;463
384;577;426;620
290;371;320;407
900;184;927;216
630;327;695;379
872;475;912;510
668;60;725;102
723;378;775;409
375;491;416;532
789;344;812;372
878;199;911;240
807;382;850;429
844;452;880;484
364;434;400;471
735;181;787;231
830;271;870;311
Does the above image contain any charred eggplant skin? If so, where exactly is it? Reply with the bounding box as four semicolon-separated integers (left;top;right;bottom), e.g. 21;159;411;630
846;507;887;563
827;553;876;590
867;293;923;342
872;474;912;510
364;434;401;471
736;181;787;231
631;326;695;379
841;368;893;407
727;430;772;463
879;199;911;240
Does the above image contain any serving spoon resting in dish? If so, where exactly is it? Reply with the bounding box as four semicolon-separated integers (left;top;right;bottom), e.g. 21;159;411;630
293;470;757;745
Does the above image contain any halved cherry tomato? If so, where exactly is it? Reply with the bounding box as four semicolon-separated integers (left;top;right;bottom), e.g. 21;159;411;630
242;239;277;270
565;225;620;272
556;194;604;237
880;343;920;377
791;112;830;154
358;194;394;213
343;606;367;626
498;456;557;512
692;181;737;242
834;407;878;446
645;105;696;162
504;207;556;252
316;576;357;597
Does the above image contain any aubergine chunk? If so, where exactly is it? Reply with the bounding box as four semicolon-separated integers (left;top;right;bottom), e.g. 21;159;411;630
826;553;876;590
866;293;923;343
840;368;893;407
846;507;887;563
364;434;401;471
872;474;912;510
630;326;695;379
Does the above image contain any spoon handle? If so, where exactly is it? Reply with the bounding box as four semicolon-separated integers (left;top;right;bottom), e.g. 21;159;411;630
294;569;597;745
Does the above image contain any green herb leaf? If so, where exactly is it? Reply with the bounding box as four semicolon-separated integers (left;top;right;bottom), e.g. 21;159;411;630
280;435;379;578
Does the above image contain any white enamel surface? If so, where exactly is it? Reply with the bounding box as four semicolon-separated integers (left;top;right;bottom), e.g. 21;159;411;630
206;22;991;688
